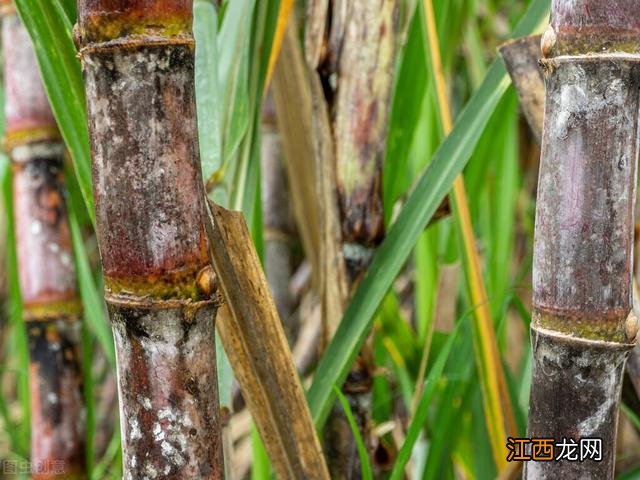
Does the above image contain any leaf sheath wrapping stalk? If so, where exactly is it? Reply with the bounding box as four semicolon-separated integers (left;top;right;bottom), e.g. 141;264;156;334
2;8;86;477
76;3;224;476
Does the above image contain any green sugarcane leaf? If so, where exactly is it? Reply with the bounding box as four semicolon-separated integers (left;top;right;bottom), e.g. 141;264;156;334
217;0;254;176
14;0;94;221
195;0;223;181
383;2;428;224
617;465;640;480
57;0;76;24
333;386;374;480
81;320;95;471
307;0;550;428
390;320;462;480
1;160;30;456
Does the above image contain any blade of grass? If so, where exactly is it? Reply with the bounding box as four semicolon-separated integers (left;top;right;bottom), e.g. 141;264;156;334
81;320;95;472
390;320;462;479
251;424;270;480
2;162;30;455
423;346;475;479
621;403;640;431
0;161;23;454
333;386;373;480
195;0;222;181
618;465;640;480
307;0;550;428
423;0;516;469
383;7;426;222
91;429;121;480
14;0;93;219
216;0;254;178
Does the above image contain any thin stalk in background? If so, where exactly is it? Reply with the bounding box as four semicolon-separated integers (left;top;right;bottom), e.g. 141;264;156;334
527;1;640;477
306;0;400;476
306;0;550;431
2;2;85;476
423;0;517;470
76;1;224;477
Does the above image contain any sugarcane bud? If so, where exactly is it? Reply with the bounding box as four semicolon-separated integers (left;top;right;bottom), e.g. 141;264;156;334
541;26;556;58
196;265;217;298
626;310;639;343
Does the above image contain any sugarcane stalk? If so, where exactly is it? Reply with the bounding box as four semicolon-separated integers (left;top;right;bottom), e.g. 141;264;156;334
2;4;86;478
75;2;223;477
527;2;640;478
306;1;399;477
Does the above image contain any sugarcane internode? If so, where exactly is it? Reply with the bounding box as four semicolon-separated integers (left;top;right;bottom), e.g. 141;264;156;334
2;3;86;478
76;0;223;477
527;1;640;478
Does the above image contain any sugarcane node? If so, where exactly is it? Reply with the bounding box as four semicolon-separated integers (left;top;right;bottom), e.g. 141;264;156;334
342;360;374;395
77;35;194;59
105;267;213;302
23;298;83;322
532;307;635;345
196;265;217;298
550;0;640;56
3;128;62;153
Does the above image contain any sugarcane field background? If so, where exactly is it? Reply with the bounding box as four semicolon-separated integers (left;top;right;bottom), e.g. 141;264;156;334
3;0;640;478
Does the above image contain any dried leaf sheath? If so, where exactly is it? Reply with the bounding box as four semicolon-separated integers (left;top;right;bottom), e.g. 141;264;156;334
2;6;86;478
205;202;330;480
498;35;544;143
527;1;640;477
76;1;223;477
